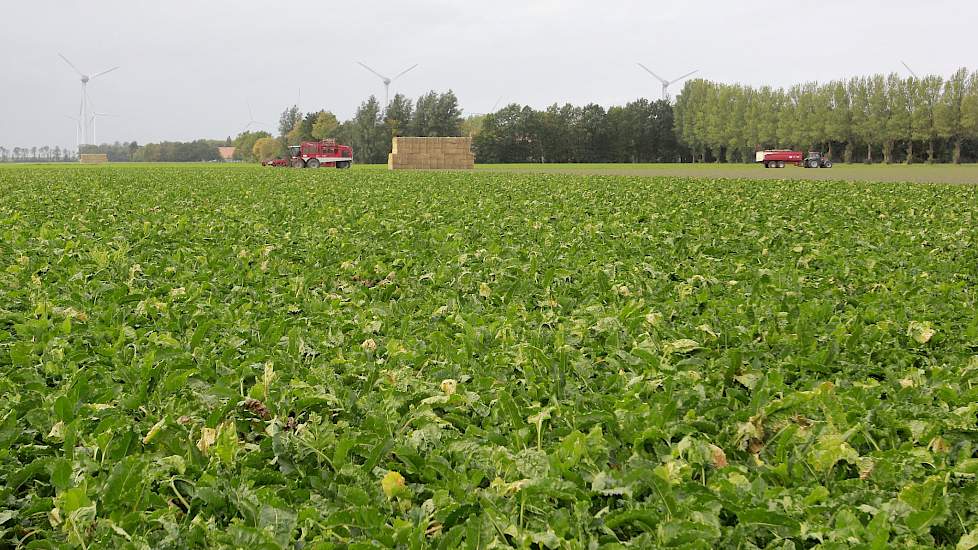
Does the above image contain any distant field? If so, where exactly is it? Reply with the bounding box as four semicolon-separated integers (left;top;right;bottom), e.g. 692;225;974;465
4;162;977;184
477;162;978;184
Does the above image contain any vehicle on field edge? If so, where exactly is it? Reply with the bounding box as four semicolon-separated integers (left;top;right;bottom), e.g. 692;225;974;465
263;139;354;168
756;149;833;168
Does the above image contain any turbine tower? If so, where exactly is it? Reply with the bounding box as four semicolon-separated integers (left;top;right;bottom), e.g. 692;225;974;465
356;61;418;107
637;63;697;101
91;112;116;145
58;53;119;147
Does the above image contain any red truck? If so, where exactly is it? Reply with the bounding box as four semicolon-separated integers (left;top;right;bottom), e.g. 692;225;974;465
289;139;353;168
756;150;833;169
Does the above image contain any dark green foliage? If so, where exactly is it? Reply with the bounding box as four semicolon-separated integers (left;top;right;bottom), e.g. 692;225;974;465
473;99;685;163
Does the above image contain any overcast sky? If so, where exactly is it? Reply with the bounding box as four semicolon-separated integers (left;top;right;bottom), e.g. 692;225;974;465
1;0;974;148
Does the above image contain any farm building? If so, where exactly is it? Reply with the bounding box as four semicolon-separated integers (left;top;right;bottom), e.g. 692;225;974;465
217;146;236;161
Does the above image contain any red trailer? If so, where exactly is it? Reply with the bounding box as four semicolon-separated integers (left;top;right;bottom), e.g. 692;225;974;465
756;150;832;168
288;139;354;169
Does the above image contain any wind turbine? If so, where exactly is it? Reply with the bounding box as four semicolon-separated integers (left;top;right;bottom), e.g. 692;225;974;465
636;63;697;101
901;60;919;79
356;61;418;107
58;53;119;145
241;101;269;133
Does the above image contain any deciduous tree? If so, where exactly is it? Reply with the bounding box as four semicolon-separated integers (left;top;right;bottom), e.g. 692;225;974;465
253;137;283;161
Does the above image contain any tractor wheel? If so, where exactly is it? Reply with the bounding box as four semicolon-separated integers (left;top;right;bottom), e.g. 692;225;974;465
823;160;833;168
291;159;305;169
808;159;819;168
307;158;320;169
777;161;785;168
338;161;351;169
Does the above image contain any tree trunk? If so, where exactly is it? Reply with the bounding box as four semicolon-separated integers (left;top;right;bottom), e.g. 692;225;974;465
906;141;913;165
866;143;873;163
826;142;834;161
927;140;935;164
882;141;893;164
953;138;962;164
844;142;853;164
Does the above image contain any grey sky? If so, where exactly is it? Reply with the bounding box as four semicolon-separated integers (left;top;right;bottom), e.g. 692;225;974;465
1;0;974;148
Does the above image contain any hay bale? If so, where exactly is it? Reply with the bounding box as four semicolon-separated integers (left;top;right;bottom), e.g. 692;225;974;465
388;136;475;170
79;153;108;164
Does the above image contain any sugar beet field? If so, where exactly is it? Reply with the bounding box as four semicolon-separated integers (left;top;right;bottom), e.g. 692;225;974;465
2;165;978;549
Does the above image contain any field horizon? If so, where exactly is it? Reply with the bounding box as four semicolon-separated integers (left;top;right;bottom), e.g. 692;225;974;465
3;161;977;185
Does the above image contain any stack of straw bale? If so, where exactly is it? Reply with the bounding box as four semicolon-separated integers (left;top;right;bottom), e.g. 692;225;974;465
79;153;109;164
388;137;474;170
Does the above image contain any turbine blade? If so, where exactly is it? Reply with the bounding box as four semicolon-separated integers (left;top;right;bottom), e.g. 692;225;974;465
491;96;503;112
901;61;918;78
671;69;698;84
637;63;667;84
91;66;120;79
58;53;84;77
392;64;418;81
357;61;389;81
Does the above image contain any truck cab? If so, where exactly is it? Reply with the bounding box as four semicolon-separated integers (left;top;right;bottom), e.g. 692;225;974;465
804;151;833;168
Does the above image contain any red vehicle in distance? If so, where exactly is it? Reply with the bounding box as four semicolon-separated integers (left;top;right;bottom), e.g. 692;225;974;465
289;139;353;168
756;149;833;168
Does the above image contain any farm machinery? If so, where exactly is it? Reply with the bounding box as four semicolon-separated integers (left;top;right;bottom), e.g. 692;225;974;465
263;139;354;168
756;150;833;169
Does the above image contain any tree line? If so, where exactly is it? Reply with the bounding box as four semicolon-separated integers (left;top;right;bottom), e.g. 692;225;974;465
472;99;683;163
66;141;225;162
0;146;77;162
0;141;227;163
674;68;978;164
